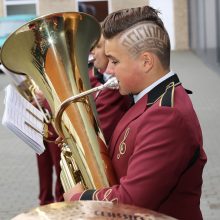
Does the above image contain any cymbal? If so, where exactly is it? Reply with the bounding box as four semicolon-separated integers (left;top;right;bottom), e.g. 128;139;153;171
12;201;177;220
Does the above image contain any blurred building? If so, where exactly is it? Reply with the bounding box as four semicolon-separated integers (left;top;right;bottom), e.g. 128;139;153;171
188;0;220;72
0;0;219;72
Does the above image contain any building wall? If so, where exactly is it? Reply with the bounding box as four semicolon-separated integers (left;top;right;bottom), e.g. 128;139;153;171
173;0;189;50
0;0;4;16
110;0;189;50
0;0;189;50
109;0;148;12
149;0;175;50
38;0;76;16
188;0;220;72
149;0;188;50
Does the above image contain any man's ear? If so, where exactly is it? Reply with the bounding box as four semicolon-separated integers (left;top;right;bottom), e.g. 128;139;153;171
142;52;154;72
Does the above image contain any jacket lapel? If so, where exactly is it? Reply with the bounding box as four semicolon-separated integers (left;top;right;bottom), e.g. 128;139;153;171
109;94;148;157
109;74;182;158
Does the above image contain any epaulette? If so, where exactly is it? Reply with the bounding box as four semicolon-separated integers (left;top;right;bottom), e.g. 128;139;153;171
159;82;175;107
185;88;193;94
147;74;181;108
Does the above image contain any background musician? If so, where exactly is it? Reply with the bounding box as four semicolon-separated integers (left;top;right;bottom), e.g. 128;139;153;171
64;6;207;220
31;90;64;205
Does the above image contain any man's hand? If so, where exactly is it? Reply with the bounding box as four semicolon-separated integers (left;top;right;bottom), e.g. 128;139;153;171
63;183;84;201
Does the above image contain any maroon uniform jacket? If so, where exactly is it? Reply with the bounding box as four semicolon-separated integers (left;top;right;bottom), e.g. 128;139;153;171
71;74;207;220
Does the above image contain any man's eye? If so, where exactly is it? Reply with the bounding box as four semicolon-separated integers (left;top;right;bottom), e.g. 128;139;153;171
112;60;118;64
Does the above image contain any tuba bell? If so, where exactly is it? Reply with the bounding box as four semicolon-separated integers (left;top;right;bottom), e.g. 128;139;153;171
0;12;117;192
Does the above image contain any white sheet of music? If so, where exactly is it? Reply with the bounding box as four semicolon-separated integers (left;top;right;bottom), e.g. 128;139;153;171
2;84;45;155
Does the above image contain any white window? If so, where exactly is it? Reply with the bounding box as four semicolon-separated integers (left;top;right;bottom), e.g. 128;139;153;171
3;0;39;16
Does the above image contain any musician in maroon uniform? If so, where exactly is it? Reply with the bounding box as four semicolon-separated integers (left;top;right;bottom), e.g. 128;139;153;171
32;91;64;205
64;6;207;220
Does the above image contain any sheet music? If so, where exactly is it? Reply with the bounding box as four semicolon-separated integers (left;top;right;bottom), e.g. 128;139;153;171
2;84;45;155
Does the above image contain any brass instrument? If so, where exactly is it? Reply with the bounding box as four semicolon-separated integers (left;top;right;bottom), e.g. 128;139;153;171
0;12;117;192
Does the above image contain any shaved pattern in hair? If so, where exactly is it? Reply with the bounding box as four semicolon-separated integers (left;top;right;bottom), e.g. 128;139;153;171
120;22;169;58
102;6;171;69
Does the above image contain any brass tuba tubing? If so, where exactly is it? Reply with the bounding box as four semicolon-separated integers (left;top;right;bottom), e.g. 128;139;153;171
55;77;119;191
55;77;119;138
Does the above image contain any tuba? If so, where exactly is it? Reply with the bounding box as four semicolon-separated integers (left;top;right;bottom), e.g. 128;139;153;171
0;12;117;192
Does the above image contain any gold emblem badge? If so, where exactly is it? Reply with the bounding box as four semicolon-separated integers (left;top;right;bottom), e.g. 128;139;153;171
117;127;130;159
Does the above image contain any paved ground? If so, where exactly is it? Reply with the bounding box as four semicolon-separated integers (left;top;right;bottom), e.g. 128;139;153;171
0;50;220;219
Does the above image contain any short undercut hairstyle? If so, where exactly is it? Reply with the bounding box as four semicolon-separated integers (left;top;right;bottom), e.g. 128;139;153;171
102;6;170;69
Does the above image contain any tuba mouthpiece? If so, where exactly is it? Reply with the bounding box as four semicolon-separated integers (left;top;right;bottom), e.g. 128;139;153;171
103;77;119;90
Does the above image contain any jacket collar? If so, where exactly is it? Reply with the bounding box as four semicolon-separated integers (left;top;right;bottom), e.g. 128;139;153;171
147;74;181;107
